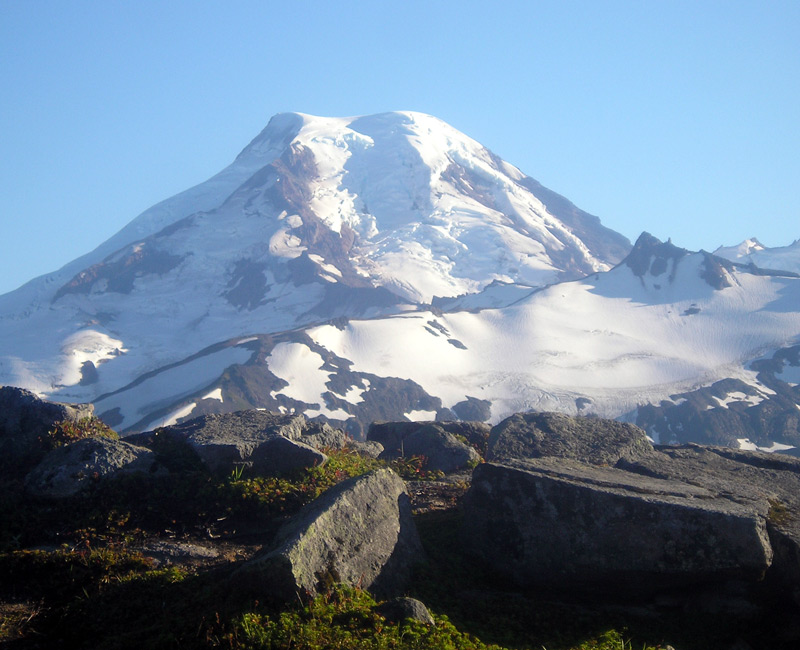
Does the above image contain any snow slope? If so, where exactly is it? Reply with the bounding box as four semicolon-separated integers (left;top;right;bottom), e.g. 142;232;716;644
308;240;800;424
714;238;800;274
0;111;629;427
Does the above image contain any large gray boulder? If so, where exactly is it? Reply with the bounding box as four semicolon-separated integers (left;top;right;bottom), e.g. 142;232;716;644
368;420;489;459
151;410;307;473
399;424;480;473
249;436;328;476
0;386;94;473
621;444;800;594
369;420;485;472
487;411;654;465
300;420;351;450
237;468;424;601
463;457;774;592
25;437;161;498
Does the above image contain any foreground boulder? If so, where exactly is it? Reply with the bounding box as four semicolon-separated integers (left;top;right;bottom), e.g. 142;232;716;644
398;424;480;473
0;386;94;473
487;411;654;465
369;420;485;473
621;444;800;594
237;468;423;601
249;436;328;476
463;457;774;592
147;410;309;473
25;437;161;498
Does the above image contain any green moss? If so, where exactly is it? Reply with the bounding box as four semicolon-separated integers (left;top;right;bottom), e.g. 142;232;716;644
229;584;505;650
768;498;793;526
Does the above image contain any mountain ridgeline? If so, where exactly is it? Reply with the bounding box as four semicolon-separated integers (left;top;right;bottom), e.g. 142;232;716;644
0;111;798;451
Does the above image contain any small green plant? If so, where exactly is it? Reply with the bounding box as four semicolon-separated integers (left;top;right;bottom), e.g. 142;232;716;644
768;498;793;525
43;416;118;450
390;455;445;480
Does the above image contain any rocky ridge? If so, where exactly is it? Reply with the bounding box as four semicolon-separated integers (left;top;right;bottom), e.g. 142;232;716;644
2;389;800;648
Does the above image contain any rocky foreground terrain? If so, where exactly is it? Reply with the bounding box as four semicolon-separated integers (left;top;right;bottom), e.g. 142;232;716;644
1;385;799;649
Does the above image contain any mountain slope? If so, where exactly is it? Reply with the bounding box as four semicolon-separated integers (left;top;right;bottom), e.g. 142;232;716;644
298;234;800;438
714;237;800;275
0;111;630;426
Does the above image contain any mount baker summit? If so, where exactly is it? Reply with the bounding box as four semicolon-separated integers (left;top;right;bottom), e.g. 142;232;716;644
1;111;799;450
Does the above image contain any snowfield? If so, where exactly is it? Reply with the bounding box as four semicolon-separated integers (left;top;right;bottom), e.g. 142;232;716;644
0;110;797;444
310;252;800;423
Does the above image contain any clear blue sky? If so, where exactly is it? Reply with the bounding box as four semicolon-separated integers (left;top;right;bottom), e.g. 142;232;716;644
1;0;798;295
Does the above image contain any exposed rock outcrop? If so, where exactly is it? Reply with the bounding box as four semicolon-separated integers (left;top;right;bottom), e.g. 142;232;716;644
24;437;162;498
397;424;480;473
0;386;94;473
620;444;800;593
464;411;800;601
463;457;773;591
147;410;309;474
369;420;485;472
487;411;654;465
249;436;328;476
237;468;423;601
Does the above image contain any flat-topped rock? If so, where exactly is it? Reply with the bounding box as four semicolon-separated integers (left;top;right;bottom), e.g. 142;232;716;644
150;410;308;473
487;411;654;465
463;457;774;592
25;436;161;498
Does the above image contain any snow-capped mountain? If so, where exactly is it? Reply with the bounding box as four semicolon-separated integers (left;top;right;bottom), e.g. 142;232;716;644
0;111;631;432
714;238;800;275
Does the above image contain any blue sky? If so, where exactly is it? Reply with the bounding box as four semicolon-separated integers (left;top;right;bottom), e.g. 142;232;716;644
1;0;798;295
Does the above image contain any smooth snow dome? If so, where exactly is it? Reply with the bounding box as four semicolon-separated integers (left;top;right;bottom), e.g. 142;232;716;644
310;253;800;422
714;238;800;274
0;110;624;403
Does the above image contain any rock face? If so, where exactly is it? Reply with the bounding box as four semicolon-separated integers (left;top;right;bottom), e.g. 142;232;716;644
24;437;161;498
238;468;423;601
0;386;94;473
399;425;480;473
369;420;485;472
621;444;800;592
249;436;328;476
487;411;654;465
464;411;800;597
150;410;309;474
463;458;773;591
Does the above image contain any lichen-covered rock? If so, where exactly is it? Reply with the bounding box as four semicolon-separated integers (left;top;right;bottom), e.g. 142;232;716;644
487;411;654;465
375;597;434;625
24;437;161;498
152;410;307;473
237;468;423;601
249;436;328;476
300;420;350;450
397;424;480;473
0;386;94;474
350;440;384;458
621;444;800;593
463;458;773;592
369;420;487;471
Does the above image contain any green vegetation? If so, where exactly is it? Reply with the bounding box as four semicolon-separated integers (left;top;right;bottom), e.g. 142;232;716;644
229;585;505;650
44;415;119;450
768;498;793;526
1;425;784;650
